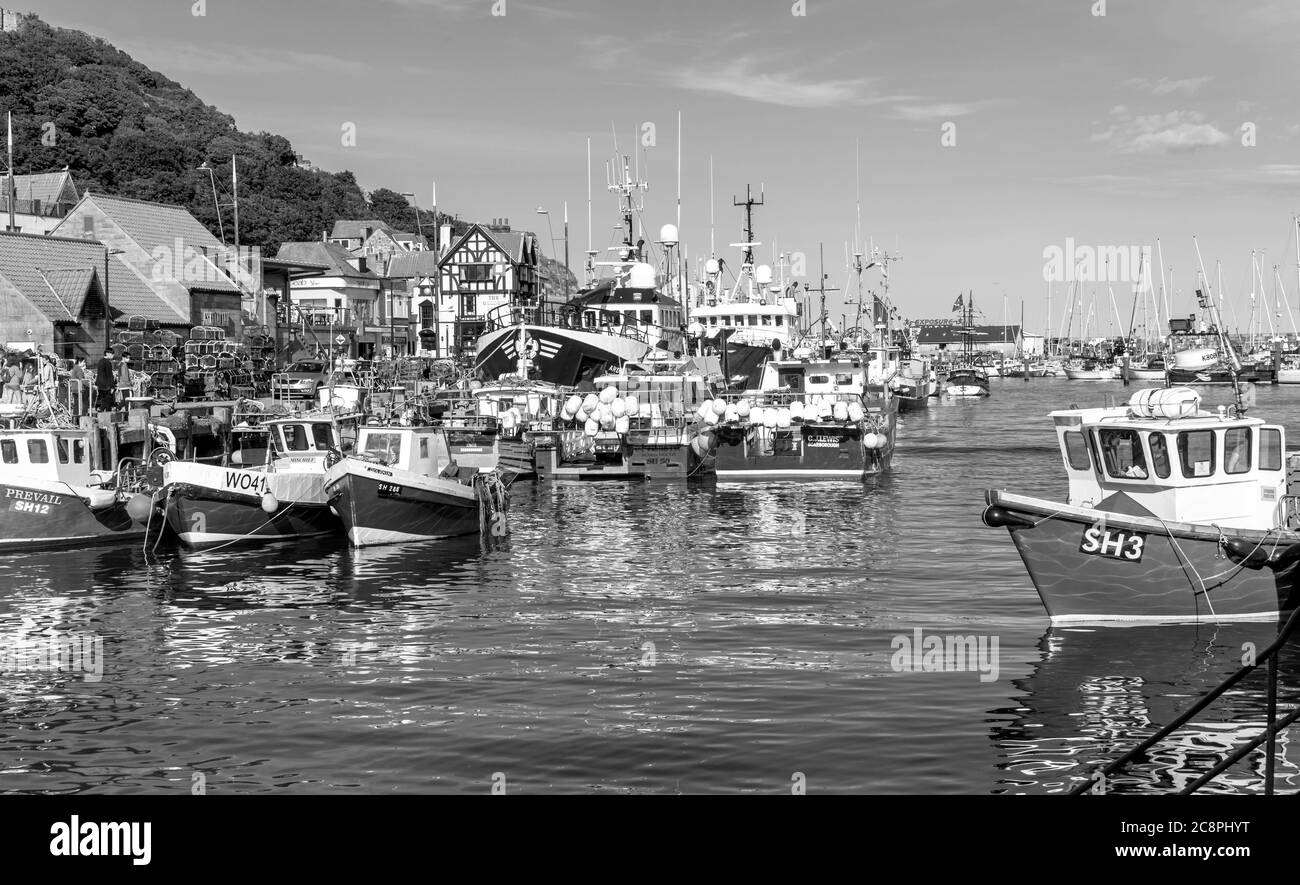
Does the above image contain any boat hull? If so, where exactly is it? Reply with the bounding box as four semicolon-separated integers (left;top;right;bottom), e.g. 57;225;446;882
324;460;481;547
159;461;339;548
983;490;1300;623
713;419;892;480
1278;368;1300;384
476;324;666;387
0;481;146;552
1166;366;1270;385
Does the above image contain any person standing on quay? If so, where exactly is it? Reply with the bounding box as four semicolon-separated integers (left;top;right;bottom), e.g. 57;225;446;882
94;349;116;412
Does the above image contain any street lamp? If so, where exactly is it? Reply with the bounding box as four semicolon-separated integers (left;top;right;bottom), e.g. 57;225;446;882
536;206;559;259
103;248;126;351
197;161;225;244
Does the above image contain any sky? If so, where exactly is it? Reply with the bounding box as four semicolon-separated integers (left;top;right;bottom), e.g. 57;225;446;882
20;0;1300;337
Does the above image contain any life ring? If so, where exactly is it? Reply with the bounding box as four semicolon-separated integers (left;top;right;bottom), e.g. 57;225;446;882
523;335;540;360
148;446;176;467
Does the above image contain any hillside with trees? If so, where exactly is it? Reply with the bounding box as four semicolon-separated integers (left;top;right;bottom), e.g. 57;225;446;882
0;13;458;251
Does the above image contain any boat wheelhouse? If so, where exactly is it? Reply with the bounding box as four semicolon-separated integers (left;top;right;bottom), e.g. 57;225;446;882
0;427;150;551
984;387;1300;623
158;410;362;547
323;424;486;547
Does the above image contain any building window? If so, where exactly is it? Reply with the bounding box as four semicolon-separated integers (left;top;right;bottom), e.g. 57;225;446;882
463;265;493;283
420;301;434;329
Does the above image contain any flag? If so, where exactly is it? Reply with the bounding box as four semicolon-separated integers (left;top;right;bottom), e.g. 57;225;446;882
952;293;964;313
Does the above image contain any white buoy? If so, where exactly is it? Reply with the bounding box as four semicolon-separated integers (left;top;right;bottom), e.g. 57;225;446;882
790;401;806;422
863;432;879;449
261;492;279;514
625;395;639;417
777;408;792;429
832;402;849;423
704;409;720;426
611;398;627;419
565;394;583;415
584;418;600;436
875;432;889;449
583;393;599;413
848;403;865;423
698;400;715;422
574;408;589;425
764;410;778;429
724;405;740;424
736;398;751;418
750;406;765;426
615;415;630;434
712;399;727;416
600;385;619;405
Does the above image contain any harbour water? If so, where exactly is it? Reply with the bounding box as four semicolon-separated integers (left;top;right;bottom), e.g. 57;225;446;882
4;377;1300;795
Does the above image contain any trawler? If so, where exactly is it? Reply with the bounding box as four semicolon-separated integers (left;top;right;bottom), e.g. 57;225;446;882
711;349;897;480
984;289;1300;623
943;292;991;397
474;153;686;387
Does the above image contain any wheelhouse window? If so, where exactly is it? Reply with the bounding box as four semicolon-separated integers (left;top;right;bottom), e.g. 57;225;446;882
363;433;403;464
1063;431;1091;471
312;423;333;451
1098;429;1147;479
28;439;49;464
57;438;70;464
1261;428;1283;471
1177;430;1216;478
1224;427;1251;475
775;316;784;327
282;425;310;451
1148;432;1172;479
1;440;15;464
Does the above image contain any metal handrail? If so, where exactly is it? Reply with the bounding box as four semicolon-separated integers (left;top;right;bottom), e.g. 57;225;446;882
480;302;682;345
1072;603;1300;796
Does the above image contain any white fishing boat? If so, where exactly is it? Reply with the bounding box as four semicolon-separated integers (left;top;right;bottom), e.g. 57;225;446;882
1277;353;1300;384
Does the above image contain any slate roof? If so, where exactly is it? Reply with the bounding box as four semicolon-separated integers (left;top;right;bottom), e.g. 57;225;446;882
274;241;378;280
0;169;78;207
381;251;441;279
0;230;178;324
330;219;393;241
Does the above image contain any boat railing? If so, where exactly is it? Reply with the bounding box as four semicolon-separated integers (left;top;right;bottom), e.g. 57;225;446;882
481;302;682;345
1070;604;1300;796
717;390;864;406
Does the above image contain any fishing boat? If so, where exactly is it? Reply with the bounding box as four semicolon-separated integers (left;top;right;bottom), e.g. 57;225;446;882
1277;353;1300;384
157;407;361;547
474;153;687;387
711;352;896;480
984;386;1299;623
534;361;719;481
943;293;992;397
0;425;153;551
984;291;1300;623
322;424;501;547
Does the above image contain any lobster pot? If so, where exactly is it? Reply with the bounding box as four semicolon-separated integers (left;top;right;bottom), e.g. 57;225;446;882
117;331;143;346
126;344;145;361
1129;387;1201;420
127;315;149;332
157;330;179;347
200;354;218;370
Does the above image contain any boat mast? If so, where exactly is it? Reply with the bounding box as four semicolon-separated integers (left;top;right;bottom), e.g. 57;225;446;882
729;184;763;302
1194;235;1246;414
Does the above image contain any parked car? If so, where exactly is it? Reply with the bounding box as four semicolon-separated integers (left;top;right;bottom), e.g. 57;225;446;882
271;360;328;399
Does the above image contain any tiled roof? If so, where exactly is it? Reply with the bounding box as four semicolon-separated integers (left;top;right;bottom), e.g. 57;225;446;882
274;241;378;279
330;219;393;241
0;170;78;206
381;251;441;279
54;192;240;294
0;231;183;324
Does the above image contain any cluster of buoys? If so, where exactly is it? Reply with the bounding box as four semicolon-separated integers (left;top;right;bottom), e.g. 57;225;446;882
695;397;868;428
561;387;641;436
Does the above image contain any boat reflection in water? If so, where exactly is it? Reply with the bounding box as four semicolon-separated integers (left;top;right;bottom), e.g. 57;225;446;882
990;621;1300;794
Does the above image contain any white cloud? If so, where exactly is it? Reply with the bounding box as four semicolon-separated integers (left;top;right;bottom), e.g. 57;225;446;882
890;101;997;121
663;56;905;109
1093;110;1230;154
1123;76;1214;96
